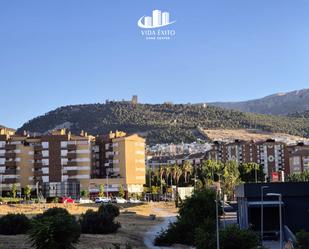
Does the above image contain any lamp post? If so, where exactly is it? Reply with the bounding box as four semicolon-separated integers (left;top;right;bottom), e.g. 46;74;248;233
215;189;220;249
106;169;109;198
267;193;283;249
261;186;269;246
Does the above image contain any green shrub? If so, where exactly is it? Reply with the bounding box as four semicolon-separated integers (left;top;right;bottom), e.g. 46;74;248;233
28;207;81;249
296;230;309;249
220;225;260;249
195;217;216;249
98;203;120;218
0;213;30;235
35;207;69;219
155;189;219;246
80;206;120;234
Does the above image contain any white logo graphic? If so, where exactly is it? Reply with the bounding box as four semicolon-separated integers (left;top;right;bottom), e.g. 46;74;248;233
138;9;176;29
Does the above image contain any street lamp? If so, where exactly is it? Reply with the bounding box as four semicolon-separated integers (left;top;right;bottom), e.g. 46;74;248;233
106;169;109;198
261;186;269;246
215;189;220;249
267;193;283;249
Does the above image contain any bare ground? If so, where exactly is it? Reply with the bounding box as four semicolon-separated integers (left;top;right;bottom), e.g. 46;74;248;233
0;202;178;249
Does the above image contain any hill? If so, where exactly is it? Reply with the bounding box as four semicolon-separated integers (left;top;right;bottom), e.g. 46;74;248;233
288;110;309;119
209;88;309;115
17;101;309;144
202;129;309;144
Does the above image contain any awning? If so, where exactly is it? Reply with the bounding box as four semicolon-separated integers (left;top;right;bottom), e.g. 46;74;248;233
248;201;284;207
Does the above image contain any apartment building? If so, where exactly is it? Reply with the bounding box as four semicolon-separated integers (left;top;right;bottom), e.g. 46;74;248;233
288;143;309;174
207;139;289;181
89;131;146;196
0;128;146;198
207;140;258;164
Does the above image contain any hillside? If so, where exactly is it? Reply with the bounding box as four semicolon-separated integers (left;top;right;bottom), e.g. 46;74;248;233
17;101;309;144
209;88;309;115
202;129;309;144
288;110;309;119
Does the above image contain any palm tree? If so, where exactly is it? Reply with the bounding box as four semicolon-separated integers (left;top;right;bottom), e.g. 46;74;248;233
182;160;193;184
172;164;183;207
165;164;173;187
159;166;166;194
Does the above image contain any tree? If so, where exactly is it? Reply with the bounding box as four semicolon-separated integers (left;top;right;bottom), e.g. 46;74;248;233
201;160;223;186
99;184;105;198
24;185;32;200
296;230;309;249
155;189;218;246
165;164;173;186
220;225;260;249
222;161;240;200
118;184;125;198
11;183;17;199
80;190;88;198
28;208;81;249
239;163;263;183
172;164;183;207
182;161;193;184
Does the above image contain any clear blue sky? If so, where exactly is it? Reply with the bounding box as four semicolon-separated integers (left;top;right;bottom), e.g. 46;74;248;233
1;0;309;128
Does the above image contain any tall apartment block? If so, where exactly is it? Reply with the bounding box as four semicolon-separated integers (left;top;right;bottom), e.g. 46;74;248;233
207;139;289;181
0;128;146;198
90;131;145;196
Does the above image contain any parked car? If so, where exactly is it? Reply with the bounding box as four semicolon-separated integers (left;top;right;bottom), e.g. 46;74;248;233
76;198;93;204
112;197;127;204
128;198;141;204
59;197;75;203
95;197;111;204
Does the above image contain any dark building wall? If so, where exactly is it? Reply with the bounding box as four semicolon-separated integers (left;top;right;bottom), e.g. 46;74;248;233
236;182;309;233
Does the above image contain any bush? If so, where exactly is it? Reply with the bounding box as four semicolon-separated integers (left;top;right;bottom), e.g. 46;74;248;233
195;217;216;249
155;189;219;246
296;230;309;249
220;225;260;249
28;208;81;249
80;204;120;234
98;203;120;218
0;213;30;235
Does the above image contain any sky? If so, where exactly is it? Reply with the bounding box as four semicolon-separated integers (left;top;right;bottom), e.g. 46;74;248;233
1;0;309;129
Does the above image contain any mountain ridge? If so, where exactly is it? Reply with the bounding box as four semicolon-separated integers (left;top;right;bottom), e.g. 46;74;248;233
209;88;309;115
17;101;309;144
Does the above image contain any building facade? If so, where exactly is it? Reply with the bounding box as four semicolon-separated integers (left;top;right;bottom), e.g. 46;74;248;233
0;128;146;198
207;139;290;181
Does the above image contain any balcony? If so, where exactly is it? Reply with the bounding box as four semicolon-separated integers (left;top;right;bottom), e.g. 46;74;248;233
3;178;17;184
67;153;77;159
4;168;17;175
5;161;16;167
5;152;16;158
67;161;76;167
33;170;43;177
33;162;43;169
34;153;42;160
33;144;43;150
104;162;113;168
5;144;16;150
67;170;78;176
67;144;77;151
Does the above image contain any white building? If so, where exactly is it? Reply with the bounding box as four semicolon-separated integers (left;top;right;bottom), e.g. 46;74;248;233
162;12;169;26
152;10;162;27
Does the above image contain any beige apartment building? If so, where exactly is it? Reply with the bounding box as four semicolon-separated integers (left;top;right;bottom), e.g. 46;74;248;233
89;131;146;197
0;128;146;198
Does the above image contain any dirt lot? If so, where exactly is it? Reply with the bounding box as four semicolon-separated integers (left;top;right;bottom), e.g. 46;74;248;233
0;202;178;249
203;128;309;142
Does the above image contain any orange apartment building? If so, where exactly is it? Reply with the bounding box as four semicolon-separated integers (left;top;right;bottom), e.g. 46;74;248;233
0;128;146;198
